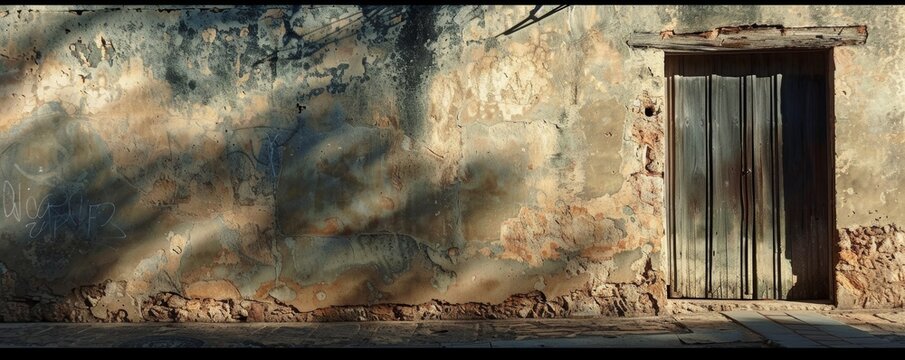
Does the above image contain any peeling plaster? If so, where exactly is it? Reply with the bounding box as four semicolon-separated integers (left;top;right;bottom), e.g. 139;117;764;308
0;5;901;321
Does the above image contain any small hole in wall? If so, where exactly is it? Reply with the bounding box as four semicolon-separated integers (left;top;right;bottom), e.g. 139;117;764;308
644;105;657;117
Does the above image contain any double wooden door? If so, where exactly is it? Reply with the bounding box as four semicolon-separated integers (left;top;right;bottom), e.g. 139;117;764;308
667;51;832;300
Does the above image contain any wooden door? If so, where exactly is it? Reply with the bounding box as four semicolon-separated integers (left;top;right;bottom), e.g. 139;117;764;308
667;51;831;300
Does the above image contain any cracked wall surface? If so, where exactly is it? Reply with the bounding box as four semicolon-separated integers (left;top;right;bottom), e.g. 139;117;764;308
0;5;902;322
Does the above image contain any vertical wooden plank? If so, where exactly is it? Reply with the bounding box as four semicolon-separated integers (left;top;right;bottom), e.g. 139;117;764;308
815;68;831;300
667;57;677;297
673;55;710;298
743;61;756;300
800;54;831;299
672;58;687;298
824;49;837;299
799;54;818;299
749;53;777;299
710;55;745;299
692;56;711;299
774;67;793;299
786;54;819;299
800;66;817;299
777;51;832;300
781;61;805;299
701;57;714;299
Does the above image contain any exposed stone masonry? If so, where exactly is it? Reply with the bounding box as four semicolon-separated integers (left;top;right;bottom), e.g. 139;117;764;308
837;225;905;309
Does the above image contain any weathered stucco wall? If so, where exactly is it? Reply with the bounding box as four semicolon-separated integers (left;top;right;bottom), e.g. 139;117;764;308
0;5;902;322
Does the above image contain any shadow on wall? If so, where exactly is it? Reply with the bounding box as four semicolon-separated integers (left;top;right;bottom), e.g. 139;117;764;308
779;53;831;301
0;10;174;312
0;104;175;315
0;5;598;321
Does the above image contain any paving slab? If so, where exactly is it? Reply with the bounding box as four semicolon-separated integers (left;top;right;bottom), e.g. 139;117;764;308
440;342;492;348
675;312;764;346
723;311;822;348
816;340;857;348
0;316;757;348
829;313;901;336
787;311;849;326
490;334;685;348
789;312;885;340
7;311;905;348
677;330;753;345
723;310;905;348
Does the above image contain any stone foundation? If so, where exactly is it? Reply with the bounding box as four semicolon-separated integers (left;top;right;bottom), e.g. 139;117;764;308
0;262;663;322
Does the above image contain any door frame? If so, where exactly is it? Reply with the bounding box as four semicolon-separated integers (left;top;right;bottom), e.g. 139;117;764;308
663;48;837;301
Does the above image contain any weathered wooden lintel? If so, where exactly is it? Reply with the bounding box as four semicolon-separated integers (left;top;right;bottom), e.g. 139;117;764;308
627;25;867;51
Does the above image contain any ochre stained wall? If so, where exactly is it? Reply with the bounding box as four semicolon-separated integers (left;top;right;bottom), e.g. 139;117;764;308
0;5;902;322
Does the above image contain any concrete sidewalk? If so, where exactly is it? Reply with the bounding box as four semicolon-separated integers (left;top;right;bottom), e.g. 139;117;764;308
0;310;903;348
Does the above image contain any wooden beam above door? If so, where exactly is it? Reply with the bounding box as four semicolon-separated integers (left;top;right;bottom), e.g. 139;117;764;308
627;25;867;52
